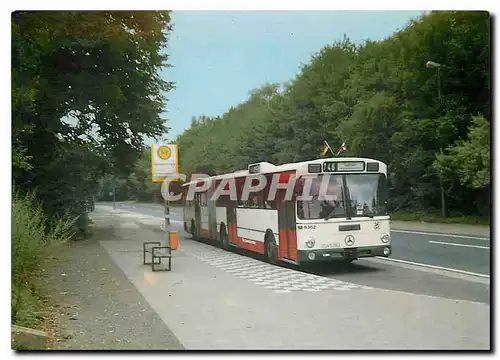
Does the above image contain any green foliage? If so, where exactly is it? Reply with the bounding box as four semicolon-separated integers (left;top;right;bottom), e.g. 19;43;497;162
13;11;173;160
11;191;75;326
391;211;489;226
172;10;490;220
12;11;174;233
12;136;33;172
132;149;163;202
96;148;162;203
434;114;490;189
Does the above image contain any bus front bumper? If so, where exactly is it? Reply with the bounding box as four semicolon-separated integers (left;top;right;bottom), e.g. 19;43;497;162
297;245;391;262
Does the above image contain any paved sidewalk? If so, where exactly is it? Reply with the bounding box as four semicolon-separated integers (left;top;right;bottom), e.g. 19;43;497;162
40;217;184;350
94;205;490;350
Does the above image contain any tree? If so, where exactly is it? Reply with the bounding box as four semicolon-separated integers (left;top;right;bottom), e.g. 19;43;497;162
434;114;490;189
12;11;174;229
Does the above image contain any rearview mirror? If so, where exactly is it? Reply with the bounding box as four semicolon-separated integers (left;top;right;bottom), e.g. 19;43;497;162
389;172;396;185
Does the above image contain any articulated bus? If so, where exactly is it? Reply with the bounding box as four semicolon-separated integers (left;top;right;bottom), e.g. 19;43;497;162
181;157;391;266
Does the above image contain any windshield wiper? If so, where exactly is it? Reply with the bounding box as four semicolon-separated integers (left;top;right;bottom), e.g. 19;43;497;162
324;208;337;221
363;210;374;218
324;186;350;220
324;205;351;221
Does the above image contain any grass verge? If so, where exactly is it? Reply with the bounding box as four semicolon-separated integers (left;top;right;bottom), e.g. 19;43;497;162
11;190;75;349
391;211;489;226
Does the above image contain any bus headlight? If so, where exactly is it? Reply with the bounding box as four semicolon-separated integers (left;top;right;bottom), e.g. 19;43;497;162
381;233;390;243
306;238;315;248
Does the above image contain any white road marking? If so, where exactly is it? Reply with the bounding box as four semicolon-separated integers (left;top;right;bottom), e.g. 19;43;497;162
363;258;490;284
429;240;489;250
391;229;489;241
376;257;490;279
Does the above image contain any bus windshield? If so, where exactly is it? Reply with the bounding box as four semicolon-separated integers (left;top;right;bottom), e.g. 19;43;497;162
296;173;388;220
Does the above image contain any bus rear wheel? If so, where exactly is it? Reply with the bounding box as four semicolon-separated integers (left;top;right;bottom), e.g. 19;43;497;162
264;233;278;264
220;225;228;250
190;220;197;240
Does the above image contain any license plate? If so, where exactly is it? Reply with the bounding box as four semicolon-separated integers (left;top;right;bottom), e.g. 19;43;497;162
344;248;357;257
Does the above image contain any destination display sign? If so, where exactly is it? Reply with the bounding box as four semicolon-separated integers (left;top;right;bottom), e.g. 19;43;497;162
322;161;365;172
337;161;365;171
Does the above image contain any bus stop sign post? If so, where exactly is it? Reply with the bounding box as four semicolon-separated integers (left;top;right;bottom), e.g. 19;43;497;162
149;143;178;268
164;192;180;250
165;197;170;241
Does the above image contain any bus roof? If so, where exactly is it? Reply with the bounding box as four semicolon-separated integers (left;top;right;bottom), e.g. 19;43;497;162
181;157;386;187
181;170;246;187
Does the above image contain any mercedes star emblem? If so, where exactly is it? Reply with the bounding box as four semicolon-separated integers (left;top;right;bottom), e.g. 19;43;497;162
345;235;355;246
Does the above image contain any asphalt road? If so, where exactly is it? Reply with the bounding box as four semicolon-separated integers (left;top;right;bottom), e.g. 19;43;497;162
107;202;490;305
389;230;489;276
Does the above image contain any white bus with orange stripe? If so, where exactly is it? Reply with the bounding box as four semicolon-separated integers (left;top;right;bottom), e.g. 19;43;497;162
182;157;392;266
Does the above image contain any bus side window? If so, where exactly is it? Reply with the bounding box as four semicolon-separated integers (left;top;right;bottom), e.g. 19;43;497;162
249;191;259;209
220;194;230;206
251;192;264;209
250;194;258;208
265;200;276;210
258;191;265;209
200;193;207;206
297;201;304;218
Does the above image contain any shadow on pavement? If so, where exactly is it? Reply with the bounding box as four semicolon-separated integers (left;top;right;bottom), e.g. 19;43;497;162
300;261;383;277
189;233;383;277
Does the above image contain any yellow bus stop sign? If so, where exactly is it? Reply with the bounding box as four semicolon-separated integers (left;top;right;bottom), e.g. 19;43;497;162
151;144;178;183
157;145;171;160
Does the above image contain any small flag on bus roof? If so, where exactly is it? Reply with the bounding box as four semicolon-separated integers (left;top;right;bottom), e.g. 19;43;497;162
336;142;347;156
321;143;329;156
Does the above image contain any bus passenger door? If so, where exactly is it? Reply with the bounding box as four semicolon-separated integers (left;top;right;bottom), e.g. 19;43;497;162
226;202;237;245
207;186;217;239
278;190;298;262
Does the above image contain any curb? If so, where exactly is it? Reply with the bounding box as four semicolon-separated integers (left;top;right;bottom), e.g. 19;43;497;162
135;218;184;234
12;324;48;350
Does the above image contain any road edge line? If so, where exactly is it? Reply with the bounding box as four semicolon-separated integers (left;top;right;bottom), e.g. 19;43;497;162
375;257;490;279
428;240;489;250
